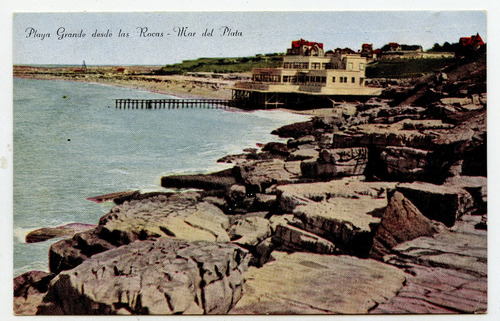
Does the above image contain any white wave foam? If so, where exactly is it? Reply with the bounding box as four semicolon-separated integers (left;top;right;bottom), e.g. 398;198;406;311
244;109;311;123
13;227;35;243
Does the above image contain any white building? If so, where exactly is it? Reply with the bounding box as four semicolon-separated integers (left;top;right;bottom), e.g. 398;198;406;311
232;39;382;109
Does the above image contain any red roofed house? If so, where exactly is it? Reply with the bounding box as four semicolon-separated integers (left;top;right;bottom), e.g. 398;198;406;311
388;42;402;52
460;33;485;50
287;39;325;56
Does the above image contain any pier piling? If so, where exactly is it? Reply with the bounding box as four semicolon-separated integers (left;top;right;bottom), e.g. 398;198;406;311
114;98;233;111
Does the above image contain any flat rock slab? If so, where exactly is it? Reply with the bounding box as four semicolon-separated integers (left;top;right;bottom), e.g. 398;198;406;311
39;238;250;315
230;252;406;314
272;223;336;254
389;230;487;277
26;223;97;243
278;180;396;212
161;168;237;191
99;194;230;245
372;265;487;314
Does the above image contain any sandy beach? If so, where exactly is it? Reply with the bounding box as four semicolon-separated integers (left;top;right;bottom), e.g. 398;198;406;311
13;65;246;100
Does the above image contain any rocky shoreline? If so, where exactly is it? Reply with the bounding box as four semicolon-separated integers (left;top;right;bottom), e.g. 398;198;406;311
14;53;487;315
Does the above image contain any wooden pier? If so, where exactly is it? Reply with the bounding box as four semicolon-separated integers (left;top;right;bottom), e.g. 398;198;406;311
114;99;233;110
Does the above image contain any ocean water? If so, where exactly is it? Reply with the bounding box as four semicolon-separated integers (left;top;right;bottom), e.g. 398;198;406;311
13;78;309;276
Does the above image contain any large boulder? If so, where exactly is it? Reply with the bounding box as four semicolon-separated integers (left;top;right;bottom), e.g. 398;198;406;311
396;182;473;227
301;147;368;179
379;146;430;181
271;121;315;139
229;252;406;314
49;227;116;274
39;238;250;315
229;216;271;248
277;180;395;256
293;197;384;256
369;191;444;260
233;159;303;193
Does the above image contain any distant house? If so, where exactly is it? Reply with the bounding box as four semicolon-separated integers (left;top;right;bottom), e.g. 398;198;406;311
286;39;325;56
335;47;356;55
459;33;485;50
361;43;374;58
378;42;451;60
388;42;402;52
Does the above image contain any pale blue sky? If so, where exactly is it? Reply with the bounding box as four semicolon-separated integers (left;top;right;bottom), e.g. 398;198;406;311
13;11;486;65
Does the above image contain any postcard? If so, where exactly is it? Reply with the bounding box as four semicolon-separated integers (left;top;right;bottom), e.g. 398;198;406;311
11;10;488;316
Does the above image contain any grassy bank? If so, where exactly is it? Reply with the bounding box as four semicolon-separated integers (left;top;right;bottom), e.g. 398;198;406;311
366;58;456;78
156;54;283;75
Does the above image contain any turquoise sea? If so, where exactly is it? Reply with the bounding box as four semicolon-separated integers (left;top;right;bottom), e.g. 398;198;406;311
13;78;308;276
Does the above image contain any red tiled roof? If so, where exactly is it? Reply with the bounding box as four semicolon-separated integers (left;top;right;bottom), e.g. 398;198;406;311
291;39;324;49
460;33;485;47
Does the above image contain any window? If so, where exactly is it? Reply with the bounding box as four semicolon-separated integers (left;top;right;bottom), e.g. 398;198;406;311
359;63;364;71
311;62;321;70
332;77;336;82
359;77;365;85
321;77;326;83
352;77;355;83
348;62;353;70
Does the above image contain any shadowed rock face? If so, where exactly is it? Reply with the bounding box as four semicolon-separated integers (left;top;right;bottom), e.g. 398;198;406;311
14;271;55;316
369;191;444;260
230;252;406;314
396;182;473;227
39;238;250;315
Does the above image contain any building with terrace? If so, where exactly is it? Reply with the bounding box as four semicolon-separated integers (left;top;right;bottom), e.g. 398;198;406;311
232;39;382;109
